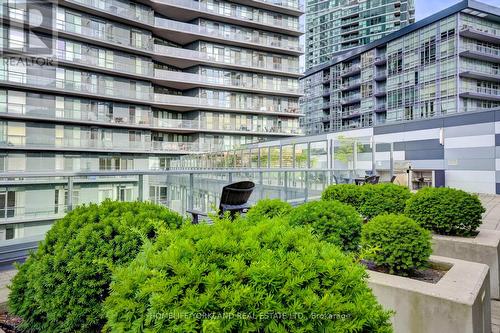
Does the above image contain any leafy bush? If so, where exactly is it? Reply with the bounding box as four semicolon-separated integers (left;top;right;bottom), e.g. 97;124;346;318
9;200;184;333
405;187;485;236
105;218;392;332
245;198;292;223
359;184;412;220
287;200;363;252
321;184;363;210
361;214;432;275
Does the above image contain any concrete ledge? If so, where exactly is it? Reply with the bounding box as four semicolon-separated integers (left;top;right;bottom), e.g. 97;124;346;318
368;255;491;333
432;229;500;299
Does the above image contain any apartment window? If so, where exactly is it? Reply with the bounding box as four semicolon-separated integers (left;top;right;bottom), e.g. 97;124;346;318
388;50;402;75
118;186;133;201
0;190;15;218
420;38;436;65
7;122;25;145
5;226;15;240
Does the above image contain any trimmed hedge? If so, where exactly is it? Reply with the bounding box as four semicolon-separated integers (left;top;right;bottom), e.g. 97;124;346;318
287;200;363;252
245;198;292;223
405;187;485;236
321;184;363;210
361;214;432;275
8;200;184;333
104;218;393;332
359;184;412;220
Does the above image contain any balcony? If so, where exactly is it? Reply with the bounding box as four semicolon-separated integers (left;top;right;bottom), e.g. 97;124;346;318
374;56;387;66
460;87;500;102
153;18;302;56
340;65;361;77
340;79;361;92
374;71;387;81
229;0;304;16
341;94;361;106
153;94;302;116
153;118;302;136
55;19;154;52
153;44;302;77
0;138;209;154
374;88;387;97
459;68;500;82
460;44;500;64
149;0;302;36
341;110;361;120
374;104;387;113
60;0;155;26
153;69;301;97
460;25;500;44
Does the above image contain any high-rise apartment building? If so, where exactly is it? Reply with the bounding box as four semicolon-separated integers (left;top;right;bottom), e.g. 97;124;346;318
301;0;500;135
0;0;303;241
305;0;415;70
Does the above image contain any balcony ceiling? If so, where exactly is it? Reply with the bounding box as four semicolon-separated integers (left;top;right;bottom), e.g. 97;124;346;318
148;1;302;36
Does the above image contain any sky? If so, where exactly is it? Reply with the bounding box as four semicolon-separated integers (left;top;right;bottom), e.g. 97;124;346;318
416;0;500;20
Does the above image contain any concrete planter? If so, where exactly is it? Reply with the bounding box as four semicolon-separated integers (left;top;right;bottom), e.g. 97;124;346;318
432;229;500;299
368;256;490;333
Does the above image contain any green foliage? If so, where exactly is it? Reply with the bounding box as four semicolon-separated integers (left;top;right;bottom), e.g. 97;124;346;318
8;200;184;333
104;218;393;332
287;200;363;252
359;184;412;220
405;187;485;236
334;136;365;163
361;214;432;275
245;198;293;223
321;184;364;210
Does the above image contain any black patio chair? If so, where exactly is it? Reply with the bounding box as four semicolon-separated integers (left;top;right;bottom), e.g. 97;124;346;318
187;181;255;224
355;175;380;185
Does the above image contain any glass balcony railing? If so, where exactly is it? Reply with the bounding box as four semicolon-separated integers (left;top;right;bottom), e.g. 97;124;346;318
158;0;301;32
341;94;361;104
0;71;152;102
0;103;300;135
0;102;152;126
0;138;209;153
341;79;361;90
461;25;500;39
57;19;154;51
153;44;301;74
255;0;303;12
460;64;500;77
153;94;301;115
153;69;300;94
68;0;154;25
461;86;500;97
154;18;302;53
461;43;500;58
341;65;361;76
0;205;67;222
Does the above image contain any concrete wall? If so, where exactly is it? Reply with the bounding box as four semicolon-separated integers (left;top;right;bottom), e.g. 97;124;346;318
368;255;491;333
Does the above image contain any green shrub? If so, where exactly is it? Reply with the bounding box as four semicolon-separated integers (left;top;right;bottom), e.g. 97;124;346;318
359;184;412;220
287;200;363;252
105;218;393;332
321;184;363;209
405;187;485;236
9;200;184;333
245;198;292;223
361;214;432;275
